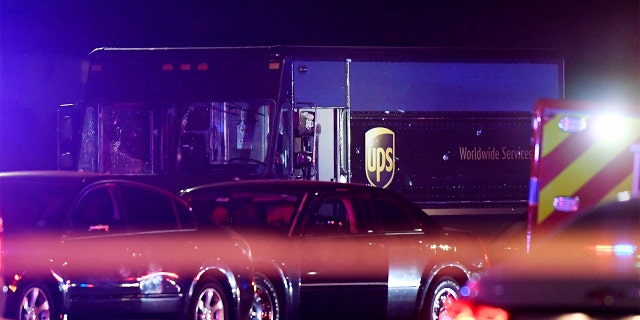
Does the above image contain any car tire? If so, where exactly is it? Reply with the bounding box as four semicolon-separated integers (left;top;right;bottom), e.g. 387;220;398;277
424;277;460;320
16;282;57;320
251;273;280;320
189;281;229;320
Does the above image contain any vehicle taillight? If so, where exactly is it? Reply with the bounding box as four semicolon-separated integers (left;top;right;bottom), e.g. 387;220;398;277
0;218;4;275
590;244;637;256
269;62;281;70
439;299;509;320
197;63;208;71
0;217;3;270
479;240;492;270
161;63;209;71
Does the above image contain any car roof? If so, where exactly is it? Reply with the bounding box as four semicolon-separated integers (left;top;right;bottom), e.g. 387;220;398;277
0;170;106;184
0;171;174;194
181;179;378;195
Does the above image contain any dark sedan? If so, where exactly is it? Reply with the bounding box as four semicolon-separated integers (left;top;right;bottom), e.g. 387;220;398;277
0;171;254;320
443;197;640;319
180;179;490;320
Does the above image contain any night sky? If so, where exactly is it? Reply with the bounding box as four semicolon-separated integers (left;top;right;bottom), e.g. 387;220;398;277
1;0;639;170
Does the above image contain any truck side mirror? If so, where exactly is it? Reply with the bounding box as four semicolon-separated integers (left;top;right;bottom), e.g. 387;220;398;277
58;115;75;170
59;152;74;170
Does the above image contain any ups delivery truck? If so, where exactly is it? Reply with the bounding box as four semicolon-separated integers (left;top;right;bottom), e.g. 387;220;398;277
57;46;564;245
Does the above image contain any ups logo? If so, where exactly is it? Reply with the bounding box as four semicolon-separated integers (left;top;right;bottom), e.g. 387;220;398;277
365;127;395;188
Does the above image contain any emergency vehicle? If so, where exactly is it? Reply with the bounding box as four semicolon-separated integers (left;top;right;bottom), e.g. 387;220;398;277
527;98;640;250
57;46;564;239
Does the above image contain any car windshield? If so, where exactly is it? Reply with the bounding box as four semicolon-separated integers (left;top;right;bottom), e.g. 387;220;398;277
74;99;274;175
178;101;272;168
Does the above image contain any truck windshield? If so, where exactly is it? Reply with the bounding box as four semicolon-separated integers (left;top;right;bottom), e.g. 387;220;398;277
66;99;275;176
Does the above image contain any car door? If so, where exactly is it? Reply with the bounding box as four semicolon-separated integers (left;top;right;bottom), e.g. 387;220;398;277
112;182;195;305
296;190;388;319
60;182;138;312
368;189;438;319
61;181;190;315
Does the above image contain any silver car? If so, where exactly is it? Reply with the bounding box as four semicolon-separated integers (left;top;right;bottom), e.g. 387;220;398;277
181;179;491;320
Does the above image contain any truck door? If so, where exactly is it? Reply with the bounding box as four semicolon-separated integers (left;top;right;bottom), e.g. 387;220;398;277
290;58;352;182
293;106;349;182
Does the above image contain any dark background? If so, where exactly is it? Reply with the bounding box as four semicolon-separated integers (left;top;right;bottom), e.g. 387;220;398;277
1;0;639;171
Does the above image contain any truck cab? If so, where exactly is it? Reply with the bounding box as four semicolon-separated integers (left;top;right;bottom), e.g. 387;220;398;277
58;47;289;190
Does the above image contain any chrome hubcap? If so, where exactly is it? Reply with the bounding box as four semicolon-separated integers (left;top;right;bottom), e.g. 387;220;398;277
21;288;50;320
197;288;224;320
432;287;458;320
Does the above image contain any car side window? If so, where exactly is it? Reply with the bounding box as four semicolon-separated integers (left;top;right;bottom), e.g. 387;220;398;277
348;194;383;234
302;195;357;236
0;181;70;234
69;187;122;234
373;193;421;233
264;201;296;230
175;199;196;229
120;184;180;231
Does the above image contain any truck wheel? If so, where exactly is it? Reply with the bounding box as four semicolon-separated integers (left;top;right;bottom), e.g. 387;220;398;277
425;277;460;320
190;281;228;320
251;273;280;320
17;283;57;320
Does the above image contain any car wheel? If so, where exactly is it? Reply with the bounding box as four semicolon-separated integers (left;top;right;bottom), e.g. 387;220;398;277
190;281;228;320
18;283;56;320
425;277;460;320
251;273;280;320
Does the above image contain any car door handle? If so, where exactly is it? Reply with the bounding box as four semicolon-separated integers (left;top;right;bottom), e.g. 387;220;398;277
88;224;110;232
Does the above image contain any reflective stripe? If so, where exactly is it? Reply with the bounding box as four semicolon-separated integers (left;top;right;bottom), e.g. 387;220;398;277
537;112;640;227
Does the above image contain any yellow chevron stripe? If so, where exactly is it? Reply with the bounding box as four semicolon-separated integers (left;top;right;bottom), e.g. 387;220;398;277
541;114;575;157
538;121;640;223
599;173;633;206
